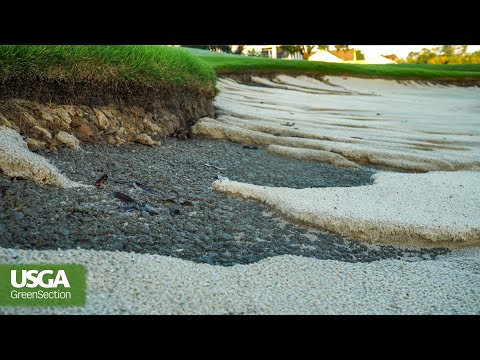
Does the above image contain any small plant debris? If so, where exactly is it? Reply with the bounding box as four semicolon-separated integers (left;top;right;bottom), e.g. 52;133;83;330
113;191;136;203
95;174;108;189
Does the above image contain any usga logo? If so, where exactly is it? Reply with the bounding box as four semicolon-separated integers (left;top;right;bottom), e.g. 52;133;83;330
0;264;86;306
11;269;70;288
8;268;73;301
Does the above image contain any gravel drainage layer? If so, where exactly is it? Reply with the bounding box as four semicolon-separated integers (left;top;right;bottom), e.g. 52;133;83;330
0;138;448;265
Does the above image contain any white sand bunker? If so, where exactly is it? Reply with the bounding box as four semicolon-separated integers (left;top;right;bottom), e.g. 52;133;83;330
268;144;359;168
213;171;480;248
0;126;85;187
1;247;479;314
196;76;480;172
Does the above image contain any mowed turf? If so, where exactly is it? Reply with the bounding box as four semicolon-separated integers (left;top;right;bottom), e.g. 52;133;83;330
1;46;478;95
0;45;217;93
185;48;480;81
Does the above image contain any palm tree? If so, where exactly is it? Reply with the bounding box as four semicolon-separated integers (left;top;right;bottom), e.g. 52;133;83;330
282;45;303;57
282;45;316;60
302;45;316;60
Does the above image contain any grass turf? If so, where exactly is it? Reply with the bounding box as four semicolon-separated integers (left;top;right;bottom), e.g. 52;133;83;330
185;48;480;81
0;45;217;93
1;46;478;96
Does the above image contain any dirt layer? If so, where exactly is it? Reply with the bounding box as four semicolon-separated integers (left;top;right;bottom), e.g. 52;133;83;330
0;78;215;147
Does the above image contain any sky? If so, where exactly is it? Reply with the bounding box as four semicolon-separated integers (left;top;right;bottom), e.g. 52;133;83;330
349;45;480;60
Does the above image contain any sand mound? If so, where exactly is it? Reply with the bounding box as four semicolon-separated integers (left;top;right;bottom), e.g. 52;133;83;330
0;126;86;187
267;144;359;168
1;246;478;314
192;117;480;172
213;171;480;248
204;76;480;172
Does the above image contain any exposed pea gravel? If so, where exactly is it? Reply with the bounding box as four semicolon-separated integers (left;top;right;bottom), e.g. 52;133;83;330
0;138;448;266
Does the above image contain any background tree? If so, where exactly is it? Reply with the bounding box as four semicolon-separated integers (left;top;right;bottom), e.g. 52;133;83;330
183;45;232;53
436;45;468;57
403;46;478;64
317;45;329;51
247;48;261;57
234;45;246;55
438;45;455;57
457;45;469;56
406;48;437;63
334;45;349;51
282;45;303;57
405;51;417;63
302;45;316;59
282;45;316;59
209;45;232;53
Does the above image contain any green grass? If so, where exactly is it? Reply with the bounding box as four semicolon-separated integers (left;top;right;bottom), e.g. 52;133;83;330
0;45;217;93
185;48;480;81
1;46;478;97
393;63;480;72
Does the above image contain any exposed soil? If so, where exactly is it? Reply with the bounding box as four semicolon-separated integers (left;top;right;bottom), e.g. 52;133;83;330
0;78;215;149
0;77;215;109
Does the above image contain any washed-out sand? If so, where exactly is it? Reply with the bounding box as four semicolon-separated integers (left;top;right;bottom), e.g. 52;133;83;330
192;75;480;248
195;76;480;172
1;75;479;314
213;171;480;248
267;144;360;168
1;246;478;314
0;126;86;188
